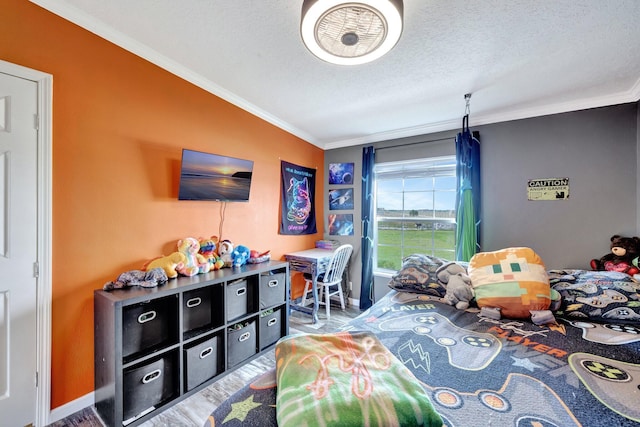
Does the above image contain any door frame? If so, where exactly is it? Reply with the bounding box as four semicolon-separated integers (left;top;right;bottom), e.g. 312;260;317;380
0;59;53;427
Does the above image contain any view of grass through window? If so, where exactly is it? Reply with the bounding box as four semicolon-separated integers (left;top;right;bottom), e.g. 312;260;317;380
377;228;455;271
375;156;457;271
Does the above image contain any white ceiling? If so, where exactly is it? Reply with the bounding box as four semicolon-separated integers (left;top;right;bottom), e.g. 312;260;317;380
30;0;640;150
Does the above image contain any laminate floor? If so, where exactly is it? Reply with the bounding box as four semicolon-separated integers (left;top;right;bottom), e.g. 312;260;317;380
48;304;362;427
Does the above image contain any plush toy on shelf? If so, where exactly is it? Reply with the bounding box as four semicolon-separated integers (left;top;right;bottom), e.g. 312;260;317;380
199;236;225;271
103;268;168;291
231;244;251;268
590;234;640;276
143;252;186;279
248;249;271;264
176;237;211;276
217;239;235;268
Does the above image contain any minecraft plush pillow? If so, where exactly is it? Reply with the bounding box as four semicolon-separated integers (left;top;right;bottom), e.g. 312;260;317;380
468;247;556;321
548;269;640;324
387;254;448;297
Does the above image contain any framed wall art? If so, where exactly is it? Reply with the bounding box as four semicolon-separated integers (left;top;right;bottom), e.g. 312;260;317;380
328;213;354;236
328;188;354;210
328;162;354;185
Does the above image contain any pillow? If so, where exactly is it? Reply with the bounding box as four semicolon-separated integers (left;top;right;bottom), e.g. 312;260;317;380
387;254;448;296
548;269;640;324
468;247;553;319
275;331;443;427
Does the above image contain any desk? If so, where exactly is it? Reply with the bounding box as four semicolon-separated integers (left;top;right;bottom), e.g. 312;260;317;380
285;248;335;324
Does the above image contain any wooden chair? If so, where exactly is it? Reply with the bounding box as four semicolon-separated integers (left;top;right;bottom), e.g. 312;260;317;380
301;244;353;319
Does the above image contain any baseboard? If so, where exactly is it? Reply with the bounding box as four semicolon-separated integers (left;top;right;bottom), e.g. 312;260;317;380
349;297;359;308
47;391;94;424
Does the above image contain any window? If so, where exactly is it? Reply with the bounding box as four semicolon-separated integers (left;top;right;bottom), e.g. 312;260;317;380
374;156;456;272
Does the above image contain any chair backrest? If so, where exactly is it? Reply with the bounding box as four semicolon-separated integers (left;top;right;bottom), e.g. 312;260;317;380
321;244;353;284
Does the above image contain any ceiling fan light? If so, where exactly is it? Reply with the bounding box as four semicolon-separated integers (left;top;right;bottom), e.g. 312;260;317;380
301;0;403;65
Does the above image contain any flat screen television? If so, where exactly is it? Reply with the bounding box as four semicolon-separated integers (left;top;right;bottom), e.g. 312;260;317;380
178;148;254;202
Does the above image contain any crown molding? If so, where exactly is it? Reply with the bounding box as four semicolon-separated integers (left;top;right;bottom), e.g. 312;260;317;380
630;75;640;101
28;0;322;149
322;87;640;150
27;1;640;153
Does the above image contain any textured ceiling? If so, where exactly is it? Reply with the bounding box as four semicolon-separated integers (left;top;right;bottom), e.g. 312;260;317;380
30;0;640;149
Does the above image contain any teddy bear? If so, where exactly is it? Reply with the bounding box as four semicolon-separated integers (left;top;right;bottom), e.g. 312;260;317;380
176;237;211;276
143;252;186;279
103;267;168;291
199;236;225;271
590;234;640;276
435;261;474;310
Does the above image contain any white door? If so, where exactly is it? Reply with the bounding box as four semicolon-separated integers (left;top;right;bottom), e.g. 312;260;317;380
0;72;39;426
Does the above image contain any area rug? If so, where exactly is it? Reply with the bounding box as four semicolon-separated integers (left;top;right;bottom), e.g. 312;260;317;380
203;370;277;427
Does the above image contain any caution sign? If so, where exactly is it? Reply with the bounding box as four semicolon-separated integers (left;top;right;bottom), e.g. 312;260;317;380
527;177;569;201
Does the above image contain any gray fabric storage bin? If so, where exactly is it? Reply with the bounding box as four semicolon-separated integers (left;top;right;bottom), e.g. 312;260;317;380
226;279;248;321
259;309;282;349
183;287;213;333
123;352;176;422
122;296;176;360
184;335;218;391
227;321;256;367
259;272;286;308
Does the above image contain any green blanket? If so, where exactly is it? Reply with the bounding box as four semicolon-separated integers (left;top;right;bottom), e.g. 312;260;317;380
275;331;443;427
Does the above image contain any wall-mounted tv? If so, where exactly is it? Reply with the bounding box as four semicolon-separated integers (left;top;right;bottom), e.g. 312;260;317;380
178;148;254;202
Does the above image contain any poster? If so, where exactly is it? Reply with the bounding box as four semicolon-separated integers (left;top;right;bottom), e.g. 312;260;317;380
280;160;317;235
328;162;354;185
527;177;569;200
329;188;354;210
328;214;354;236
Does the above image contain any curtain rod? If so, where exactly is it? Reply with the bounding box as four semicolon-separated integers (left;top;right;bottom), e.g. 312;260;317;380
374;136;454;152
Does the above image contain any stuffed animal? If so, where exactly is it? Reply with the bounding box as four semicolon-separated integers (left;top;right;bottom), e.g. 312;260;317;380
248;249;271;264
176;237;211;276
468;247;561;325
590;235;640;276
103;267;168;291
231;244;251;268
143;252;186;279
199;236;225;270
436;262;474;310
218;239;234;268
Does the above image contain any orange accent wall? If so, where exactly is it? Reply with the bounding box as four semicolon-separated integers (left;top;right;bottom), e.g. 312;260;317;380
2;0;324;409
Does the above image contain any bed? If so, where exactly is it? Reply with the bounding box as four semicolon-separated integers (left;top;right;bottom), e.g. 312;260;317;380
205;261;640;427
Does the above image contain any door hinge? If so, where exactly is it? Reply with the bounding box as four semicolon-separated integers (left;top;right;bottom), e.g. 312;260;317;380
33;113;39;130
33;262;39;278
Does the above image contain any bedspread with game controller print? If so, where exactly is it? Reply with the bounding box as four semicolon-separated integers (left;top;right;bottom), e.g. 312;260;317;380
207;287;640;427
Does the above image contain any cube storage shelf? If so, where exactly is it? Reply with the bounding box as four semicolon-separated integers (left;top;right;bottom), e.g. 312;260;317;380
94;261;289;427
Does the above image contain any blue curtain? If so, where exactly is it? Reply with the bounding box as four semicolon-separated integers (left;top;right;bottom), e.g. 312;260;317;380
360;146;375;309
455;118;481;262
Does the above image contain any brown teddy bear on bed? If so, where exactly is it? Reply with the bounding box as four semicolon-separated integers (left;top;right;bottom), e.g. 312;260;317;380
590;234;640;276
